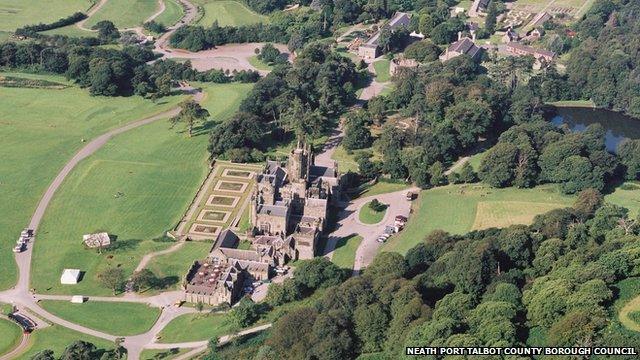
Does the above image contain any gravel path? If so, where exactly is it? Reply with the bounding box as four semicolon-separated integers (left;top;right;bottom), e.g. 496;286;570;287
0;88;204;359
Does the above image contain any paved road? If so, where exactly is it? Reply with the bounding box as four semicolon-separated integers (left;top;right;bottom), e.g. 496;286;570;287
0;89;204;359
76;0;109;31
0;329;29;360
324;187;418;275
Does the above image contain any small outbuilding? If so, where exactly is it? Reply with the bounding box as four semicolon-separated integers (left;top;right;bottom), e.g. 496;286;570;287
71;295;85;303
83;232;111;248
60;269;81;285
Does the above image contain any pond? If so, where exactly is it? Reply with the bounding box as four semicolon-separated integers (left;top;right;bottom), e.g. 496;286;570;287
548;106;640;153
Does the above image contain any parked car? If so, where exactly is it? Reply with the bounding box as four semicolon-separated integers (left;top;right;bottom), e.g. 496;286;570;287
13;243;24;253
395;215;408;223
406;191;415;201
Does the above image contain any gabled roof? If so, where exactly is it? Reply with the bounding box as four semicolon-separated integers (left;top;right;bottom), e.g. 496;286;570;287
218;248;262;262
448;38;481;58
388;12;411;29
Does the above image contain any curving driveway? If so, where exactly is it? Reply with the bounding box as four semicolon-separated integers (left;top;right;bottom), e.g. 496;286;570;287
0;89;210;360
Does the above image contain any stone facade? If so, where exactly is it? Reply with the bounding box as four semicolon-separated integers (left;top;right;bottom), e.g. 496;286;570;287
183;260;244;306
250;142;340;261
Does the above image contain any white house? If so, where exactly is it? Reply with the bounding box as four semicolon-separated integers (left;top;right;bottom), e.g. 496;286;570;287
60;269;81;285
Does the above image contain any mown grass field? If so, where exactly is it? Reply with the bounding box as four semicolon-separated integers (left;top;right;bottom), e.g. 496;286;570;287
472;201;566;231
27;81;251;295
195;82;253;121
605;182;640;218
331;234;362;270
354;180;410;199
41;24;95;37
194;0;268;27
617;277;640;332
40;300;161;336
0;317;21;357
382;184;575;255
0;72;185;291
0;0;90;32
155;0;185;27
85;0;161;29
30;117;208;295
16;324;114;359
145;241;212;291
157;312;234;343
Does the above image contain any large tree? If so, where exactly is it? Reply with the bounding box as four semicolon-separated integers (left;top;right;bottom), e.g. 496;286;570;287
170;100;209;137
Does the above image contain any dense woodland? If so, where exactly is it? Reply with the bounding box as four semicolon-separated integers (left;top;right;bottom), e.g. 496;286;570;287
208;42;359;162
207;189;639;360
564;0;640;117
0;33;260;97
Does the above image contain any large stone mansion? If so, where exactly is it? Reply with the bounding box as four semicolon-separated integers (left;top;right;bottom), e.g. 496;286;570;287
251;141;340;260
183;142;341;306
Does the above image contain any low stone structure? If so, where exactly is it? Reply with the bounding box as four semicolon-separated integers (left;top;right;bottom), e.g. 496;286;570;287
504;42;556;65
82;232;110;248
390;57;419;76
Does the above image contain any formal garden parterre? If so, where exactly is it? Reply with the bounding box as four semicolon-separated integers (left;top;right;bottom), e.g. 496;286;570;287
181;161;261;240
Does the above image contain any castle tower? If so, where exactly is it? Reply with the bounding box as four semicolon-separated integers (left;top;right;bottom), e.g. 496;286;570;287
287;141;310;182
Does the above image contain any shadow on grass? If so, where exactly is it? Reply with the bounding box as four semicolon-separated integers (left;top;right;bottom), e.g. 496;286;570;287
333;233;358;253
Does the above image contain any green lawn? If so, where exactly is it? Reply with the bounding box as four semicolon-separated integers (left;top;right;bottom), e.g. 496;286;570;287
30;118;208;295
0;0;90;32
155;0;185;27
0;317;21;357
331;234;362;270
354;181;410;199
39;300;161;336
157;312;235;343
617;277;640;333
237;205;252;232
159;289;326;343
194;0;268;27
359;201;387;224
140;348;191;360
0;72;185;291
247;55;273;71
16;324;114;360
40;25;95;37
331;145;359;173
373;59;391;83
466;151;486;171
26;80;251;296
195;82;254;122
382;184;575;255
145;241;212;291
605;182;640;218
85;0;161;29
